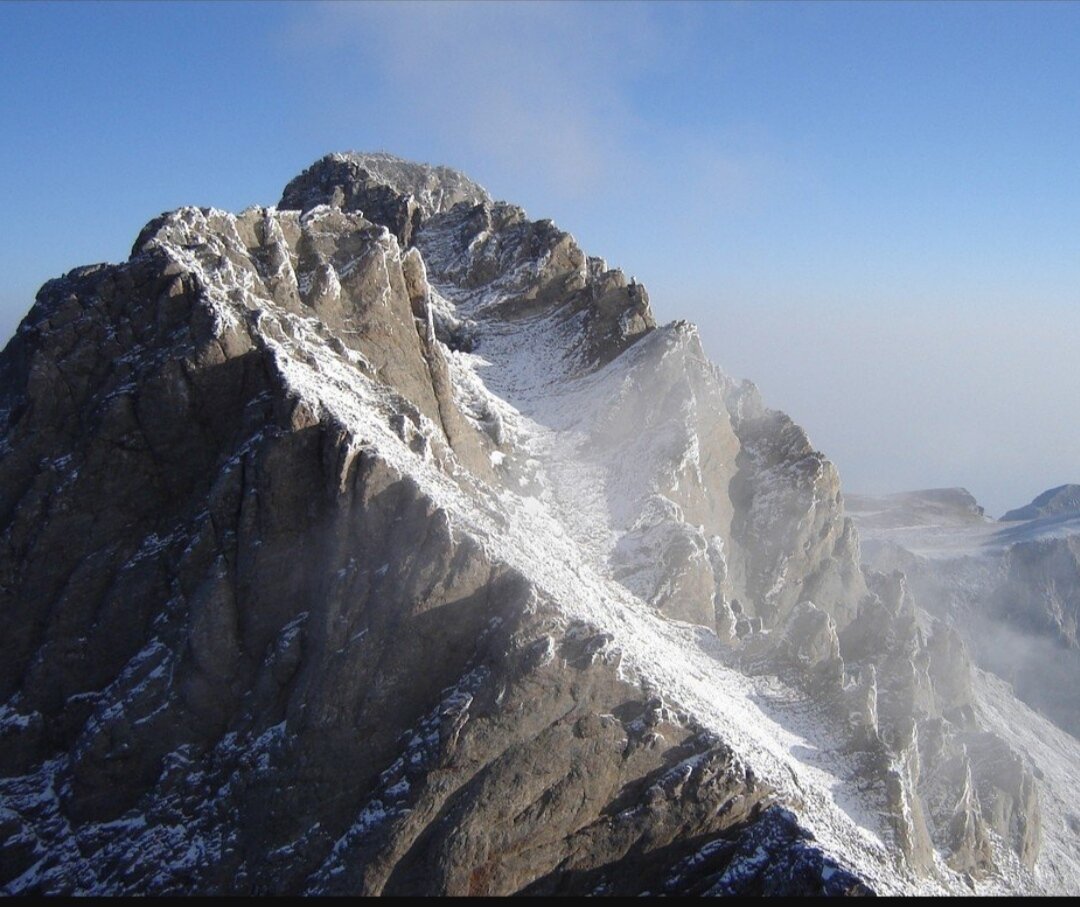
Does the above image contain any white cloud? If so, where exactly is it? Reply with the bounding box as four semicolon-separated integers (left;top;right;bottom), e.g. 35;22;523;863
292;2;633;192
271;1;1080;519
282;1;771;211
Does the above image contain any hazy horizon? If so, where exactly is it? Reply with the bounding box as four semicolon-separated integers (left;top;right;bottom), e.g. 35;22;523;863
2;1;1077;516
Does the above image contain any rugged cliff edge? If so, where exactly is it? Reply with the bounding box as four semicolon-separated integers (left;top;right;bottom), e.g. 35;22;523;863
0;153;1071;894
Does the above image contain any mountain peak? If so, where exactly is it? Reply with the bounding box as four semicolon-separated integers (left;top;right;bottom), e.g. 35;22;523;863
0;151;1068;895
278;151;491;247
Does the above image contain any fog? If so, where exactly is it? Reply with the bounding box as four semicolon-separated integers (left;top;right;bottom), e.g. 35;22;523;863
860;525;1080;742
683;296;1080;519
973;618;1080;738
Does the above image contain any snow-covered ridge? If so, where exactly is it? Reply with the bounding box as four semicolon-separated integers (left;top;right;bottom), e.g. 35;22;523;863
135;174;1069;892
848;486;1080;558
210;210;927;893
1;153;1075;895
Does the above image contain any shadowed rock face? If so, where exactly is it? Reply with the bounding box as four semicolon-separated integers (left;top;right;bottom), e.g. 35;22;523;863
0;153;1051;894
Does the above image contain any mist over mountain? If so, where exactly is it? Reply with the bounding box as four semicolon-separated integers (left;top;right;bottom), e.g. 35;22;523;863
850;485;1080;743
0;154;1076;895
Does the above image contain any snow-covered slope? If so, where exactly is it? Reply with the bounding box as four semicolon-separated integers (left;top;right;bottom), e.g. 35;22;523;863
0;153;1074;894
974;668;1080;893
1001;485;1080;523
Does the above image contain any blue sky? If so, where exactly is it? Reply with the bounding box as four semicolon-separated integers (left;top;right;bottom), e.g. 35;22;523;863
2;1;1078;514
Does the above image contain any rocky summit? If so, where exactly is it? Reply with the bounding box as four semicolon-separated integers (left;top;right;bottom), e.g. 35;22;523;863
0;153;1076;895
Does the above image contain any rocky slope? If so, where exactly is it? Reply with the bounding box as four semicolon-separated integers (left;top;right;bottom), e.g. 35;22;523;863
0;153;1071;894
849;488;1080;739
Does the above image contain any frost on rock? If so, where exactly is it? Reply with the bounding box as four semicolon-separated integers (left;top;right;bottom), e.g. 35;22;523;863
0;152;1071;895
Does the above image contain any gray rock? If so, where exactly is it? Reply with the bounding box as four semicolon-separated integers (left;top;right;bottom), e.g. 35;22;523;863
279;152;490;247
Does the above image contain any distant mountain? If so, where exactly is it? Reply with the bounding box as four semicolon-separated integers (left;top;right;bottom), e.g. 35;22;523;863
0;153;1073;894
851;485;1080;740
1001;484;1080;522
845;487;987;531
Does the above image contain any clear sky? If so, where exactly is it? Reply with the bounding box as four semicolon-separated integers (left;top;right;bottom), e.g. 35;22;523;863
2;1;1078;515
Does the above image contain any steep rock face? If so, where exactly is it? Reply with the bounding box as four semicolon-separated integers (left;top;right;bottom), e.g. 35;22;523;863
724;381;865;631
413;184;861;640
0;201;859;896
0;152;1063;894
996;536;1080;650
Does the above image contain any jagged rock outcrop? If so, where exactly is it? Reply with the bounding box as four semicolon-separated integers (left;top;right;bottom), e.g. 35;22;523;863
0;152;1064;894
279;152;490;248
850;488;1080;739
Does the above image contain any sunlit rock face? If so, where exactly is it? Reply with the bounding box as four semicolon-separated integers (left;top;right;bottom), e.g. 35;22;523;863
0;153;1067;895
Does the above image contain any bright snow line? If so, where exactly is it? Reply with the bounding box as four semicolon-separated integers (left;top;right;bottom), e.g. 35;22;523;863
259;299;965;895
165;205;1065;893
